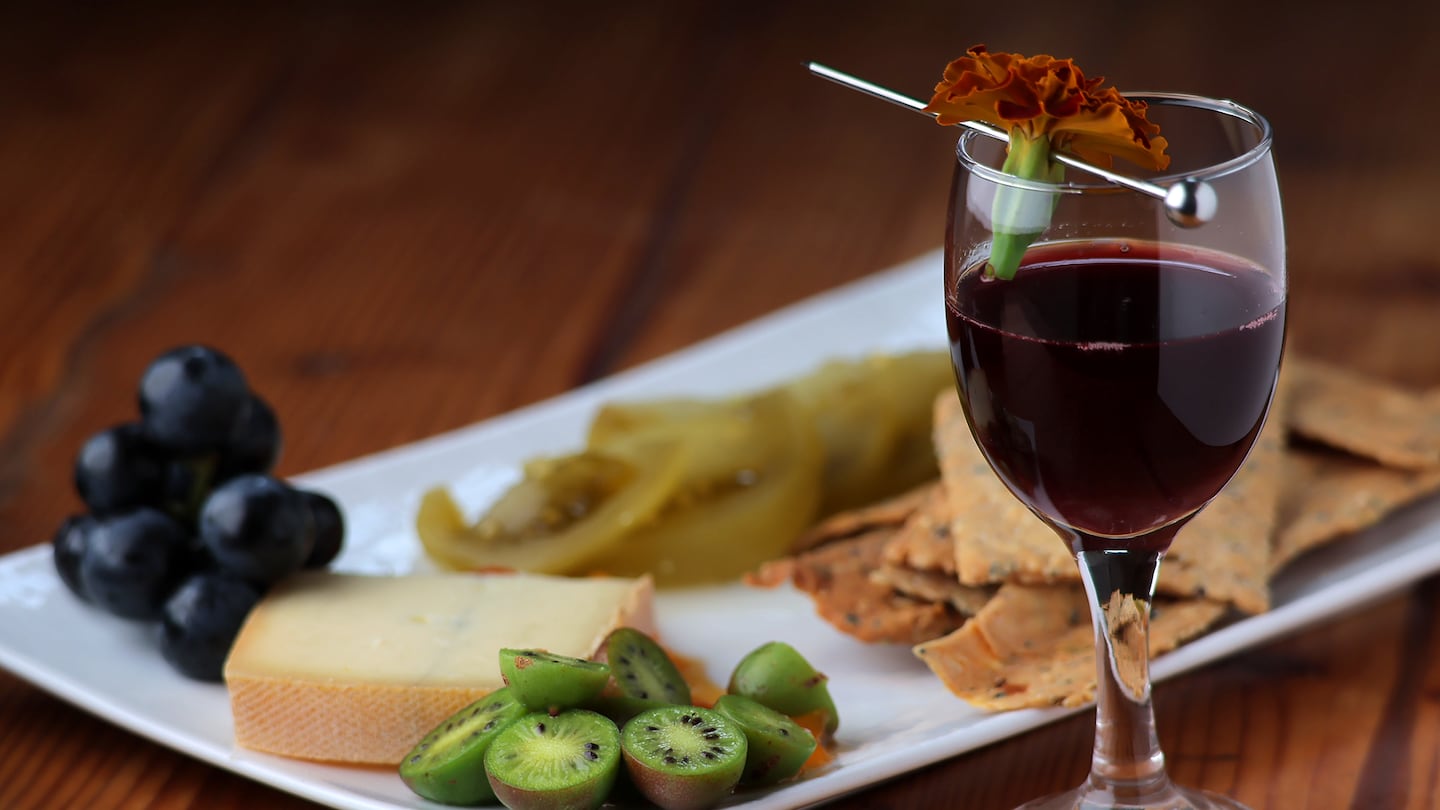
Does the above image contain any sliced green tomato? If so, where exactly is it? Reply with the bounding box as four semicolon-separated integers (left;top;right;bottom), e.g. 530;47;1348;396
787;359;903;516
787;351;951;516
588;398;767;492
415;441;686;575
588;399;720;446
867;351;954;495
584;390;824;586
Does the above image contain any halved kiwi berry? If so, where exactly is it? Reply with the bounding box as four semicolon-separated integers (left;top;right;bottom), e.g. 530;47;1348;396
621;705;747;810
485;709;621;810
712;693;817;786
499;648;611;714
399;687;528;806
597;627;691;720
727;641;839;735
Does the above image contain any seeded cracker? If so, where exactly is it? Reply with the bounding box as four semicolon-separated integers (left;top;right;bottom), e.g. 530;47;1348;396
935;378;1285;614
1287;359;1440;470
870;565;994;616
1155;375;1290;614
790;483;933;553
934;394;1070;586
913;584;1226;710
881;484;958;575
1272;445;1440;575
744;557;795;589
760;528;964;645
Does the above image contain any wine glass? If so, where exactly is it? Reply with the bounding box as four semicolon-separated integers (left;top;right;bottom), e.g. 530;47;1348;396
943;95;1284;810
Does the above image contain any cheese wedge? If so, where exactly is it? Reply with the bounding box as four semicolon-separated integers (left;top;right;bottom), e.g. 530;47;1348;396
224;571;655;765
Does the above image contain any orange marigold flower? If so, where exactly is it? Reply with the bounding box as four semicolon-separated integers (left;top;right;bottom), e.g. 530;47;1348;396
924;45;1169;171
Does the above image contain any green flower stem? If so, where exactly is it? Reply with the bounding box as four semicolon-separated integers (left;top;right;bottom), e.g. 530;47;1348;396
987;130;1065;280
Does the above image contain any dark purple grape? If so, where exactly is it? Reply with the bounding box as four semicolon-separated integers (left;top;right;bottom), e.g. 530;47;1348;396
73;423;164;515
218;394;282;480
199;474;312;584
79;509;190;620
299;490;344;568
52;514;98;602
139;345;250;453
158;572;262;681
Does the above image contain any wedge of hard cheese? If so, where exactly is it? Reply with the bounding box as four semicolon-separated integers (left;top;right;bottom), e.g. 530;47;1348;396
224;571;655;765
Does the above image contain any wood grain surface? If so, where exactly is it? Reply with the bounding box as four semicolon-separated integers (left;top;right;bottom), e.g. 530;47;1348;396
2;2;1439;808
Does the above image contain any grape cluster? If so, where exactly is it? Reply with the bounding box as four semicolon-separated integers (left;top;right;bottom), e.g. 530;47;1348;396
52;345;345;682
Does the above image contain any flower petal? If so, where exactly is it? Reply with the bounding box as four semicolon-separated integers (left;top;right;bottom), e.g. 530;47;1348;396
1051;102;1170;170
924;46;1031;131
924;45;1169;171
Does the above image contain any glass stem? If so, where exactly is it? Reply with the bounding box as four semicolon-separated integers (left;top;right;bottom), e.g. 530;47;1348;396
1073;531;1177;802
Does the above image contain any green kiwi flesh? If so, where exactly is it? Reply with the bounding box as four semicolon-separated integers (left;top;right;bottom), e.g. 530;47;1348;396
620;705;746;810
499;648;611;713
484;709;620;810
399;687;528;806
727;641;839;735
712;693;817;785
602;627;691;708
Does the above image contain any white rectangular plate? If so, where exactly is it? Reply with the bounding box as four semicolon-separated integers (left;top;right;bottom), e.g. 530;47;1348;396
3;249;1440;810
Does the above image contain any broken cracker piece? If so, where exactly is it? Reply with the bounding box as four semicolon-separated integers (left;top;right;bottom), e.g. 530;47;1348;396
1287;359;1440;470
791;482;934;553
882;484;958;575
1157;383;1288;615
913;584;1226;711
743;557;795;589
933;394;1068;587
870;565;993;616
934;375;1286;615
783;529;964;645
1272;445;1440;575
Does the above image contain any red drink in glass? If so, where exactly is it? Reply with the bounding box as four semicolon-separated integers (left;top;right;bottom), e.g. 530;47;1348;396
946;240;1285;552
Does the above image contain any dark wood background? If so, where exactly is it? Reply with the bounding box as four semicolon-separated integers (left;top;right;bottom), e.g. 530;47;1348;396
2;2;1439;808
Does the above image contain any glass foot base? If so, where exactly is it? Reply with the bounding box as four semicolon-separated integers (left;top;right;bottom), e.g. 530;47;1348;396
1015;784;1251;810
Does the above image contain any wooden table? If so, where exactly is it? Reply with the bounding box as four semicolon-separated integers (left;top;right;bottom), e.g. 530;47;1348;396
3;2;1439;808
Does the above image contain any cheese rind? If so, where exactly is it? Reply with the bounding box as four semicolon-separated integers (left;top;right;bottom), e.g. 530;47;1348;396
224;571;655;764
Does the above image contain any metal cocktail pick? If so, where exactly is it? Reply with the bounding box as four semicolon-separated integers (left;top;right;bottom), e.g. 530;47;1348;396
808;62;1218;227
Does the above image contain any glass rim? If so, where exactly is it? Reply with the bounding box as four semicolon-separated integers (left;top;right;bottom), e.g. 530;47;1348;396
955;92;1274;194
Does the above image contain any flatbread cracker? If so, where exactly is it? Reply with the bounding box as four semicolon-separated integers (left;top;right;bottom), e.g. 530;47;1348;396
744;557;795;589
934;394;1070;586
1156;392;1287;615
870;565;993;616
1272;444;1440;574
913;584;1226;710
935;382;1286;614
1287;359;1440;470
791;483;933;553
881;485;957;574
770;529;964;645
